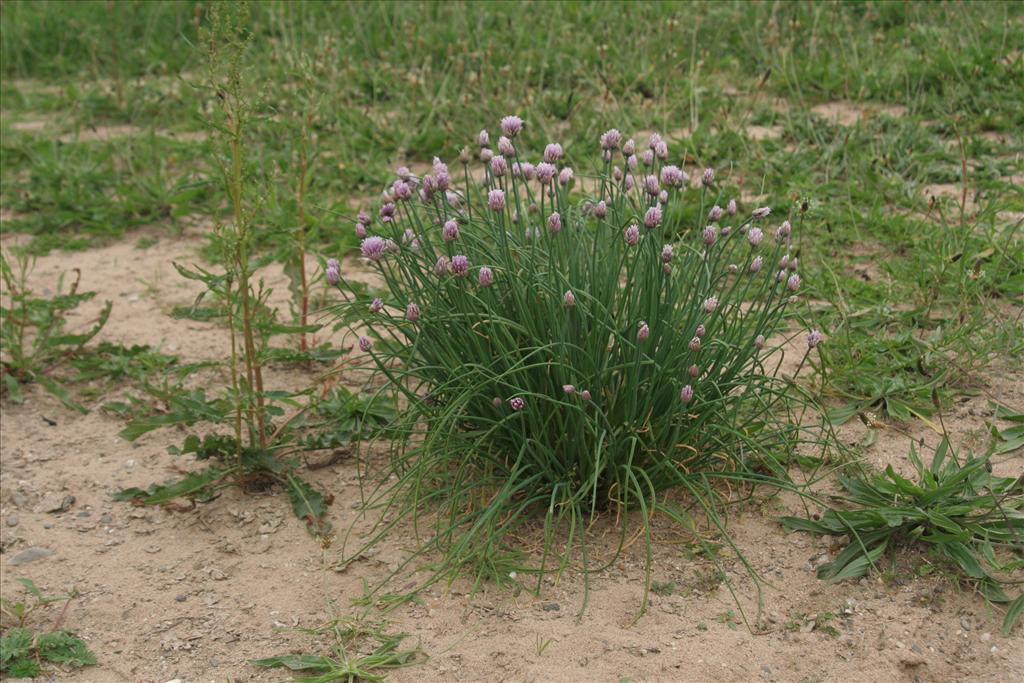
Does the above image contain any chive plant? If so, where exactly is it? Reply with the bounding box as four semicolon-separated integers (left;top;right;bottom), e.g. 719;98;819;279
330;118;822;614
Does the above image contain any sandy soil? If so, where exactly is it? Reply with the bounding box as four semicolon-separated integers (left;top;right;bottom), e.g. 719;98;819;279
1;226;1023;682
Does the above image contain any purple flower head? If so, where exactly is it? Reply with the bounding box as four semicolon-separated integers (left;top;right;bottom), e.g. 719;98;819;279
325;260;341;286
563;384;576;395
659;190;669;204
559;167;574;186
708;205;724;221
492;397;503;408
443;219;460;242
480;148;494;162
779;254;790;270
490;156;508;177
623;138;636;156
703;296;718;314
451;254;469;277
478;129;490;147
661;244;674;263
403;228;416;244
776;220;792;242
405;302;421;322
488;189;506;211
747;227;764;246
696;324;706;338
750;255;764;273
544;143;564;163
396;166;411;181
627;154;638;171
755;334;766;350
680;384;694;404
624;176;635;191
644;174;660;196
478;266;494;287
648;132;663;149
392;180;412;201
379;202;396;223
357;210;370;225
787;273;801;292
689;364;700;377
459;147;472;164
498;136;515;157
509;396;525;411
513;161;535;179
689;336;701;352
661;165;685;188
563;290;576;308
807;329;825;349
369;297;384;313
580;389;592;401
594;200;608;219
536;162;557;184
788;257;799;271
753;206;771;219
601;128;622;150
703;225;718;246
702;167;715;186
654;140;668;160
547;212;562;233
358;336;372;352
361;236;388;261
624;224;640;246
501;115;523;137
722;226;732;237
637;321;650;343
434;255;450;278
640;149;654;166
644;206;663;229
613;166;624;181
727;199;737;215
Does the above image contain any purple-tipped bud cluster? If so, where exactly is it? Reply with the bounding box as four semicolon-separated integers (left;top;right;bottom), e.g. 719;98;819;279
325;258;341;285
727;199;737;215
703;226;718;246
654;140;668;159
696;324;706;338
480;148;494;162
624;224;640;246
357;210;370;225
536;162;557;185
379;202;396;223
478;266;494;287
360;236;388;261
689;364;700;377
703;296;718;313
490;156;508;177
355;223;367;239
708;205;724;221
594;201;608;219
753;206;771;219
623;138;636;156
434;256;450;278
644;174;660;196
661;244;674;263
787;273;801;292
443;219;460;242
392;179;412;201
369;297;384;313
563;384;576;395
581;389;592;401
755;334;766;350
807;329;824;349
640;149;654;166
644;206;662;229
689;336;701;352
478;129;490;147
702;167;715;186
600;128;622;150
358;336;373;352
750;255;764;273
513;161;535;180
747;227;764;246
405;302;420;322
451;255;469;277
509;396;525;411
775;220;792;241
660;165;686;188
498;136;515;157
488;189;506;211
501;115;523;137
559;167;574;186
563;290;576;308
637;321;650;343
680;385;694;404
544;143;564;163
547;212;562;233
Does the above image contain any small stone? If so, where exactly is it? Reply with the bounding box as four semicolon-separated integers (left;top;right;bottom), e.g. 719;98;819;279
77;510;91;518
99;513;113;525
542;602;560;612
760;665;775;681
36;492;75;513
960;616;973;631
980;632;992;642
175;594;188;602
6;516;18;527
898;651;926;668
8;547;54;566
43;522;53;529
